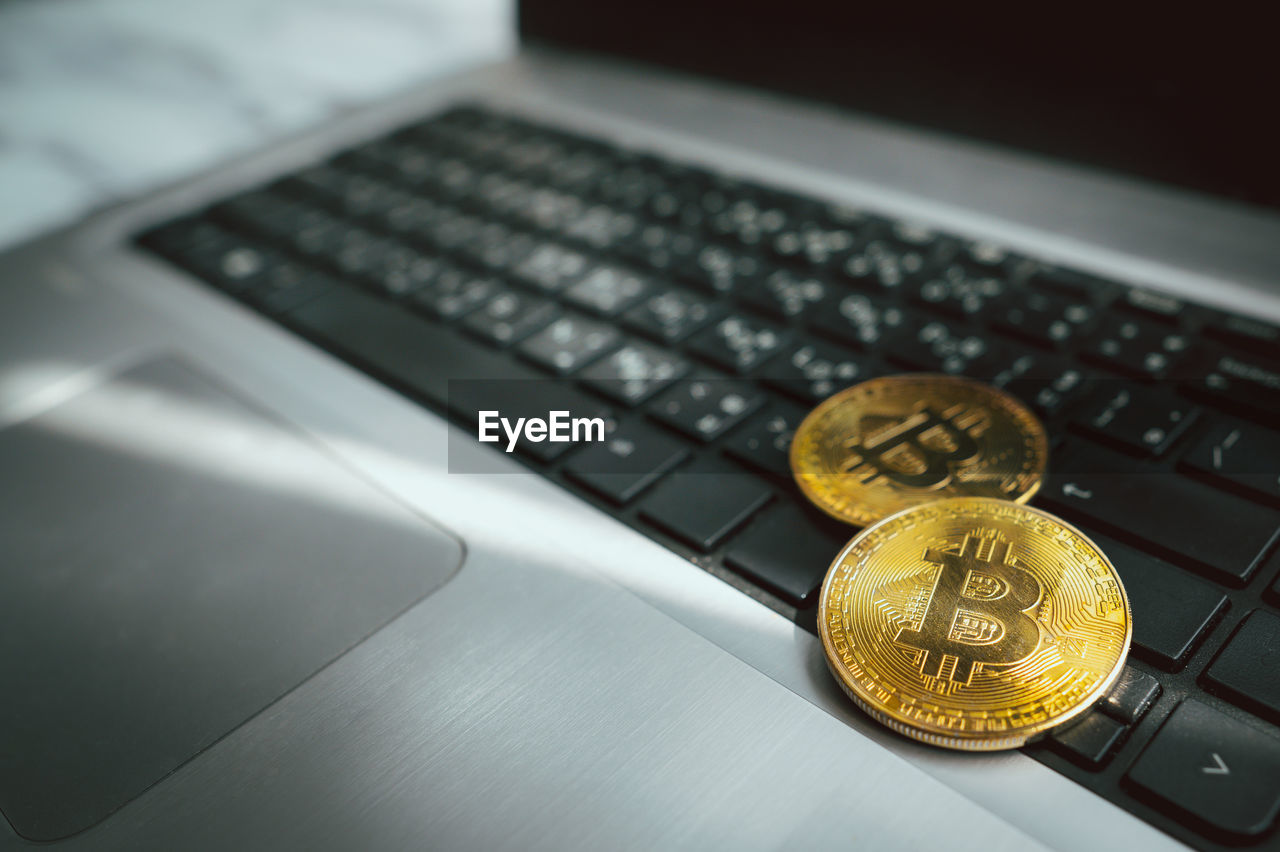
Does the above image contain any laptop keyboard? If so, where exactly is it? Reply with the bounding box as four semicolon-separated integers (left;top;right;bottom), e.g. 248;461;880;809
136;104;1280;849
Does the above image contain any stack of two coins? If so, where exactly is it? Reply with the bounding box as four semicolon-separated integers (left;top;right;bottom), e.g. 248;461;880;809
790;375;1132;751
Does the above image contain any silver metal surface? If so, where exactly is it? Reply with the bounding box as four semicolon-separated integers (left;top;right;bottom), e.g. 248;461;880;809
0;46;1258;849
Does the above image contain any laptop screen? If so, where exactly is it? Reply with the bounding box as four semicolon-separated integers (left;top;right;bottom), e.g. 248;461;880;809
520;2;1278;211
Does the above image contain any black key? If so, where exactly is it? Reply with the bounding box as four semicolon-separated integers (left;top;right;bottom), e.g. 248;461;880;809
517;314;621;376
681;243;765;294
458;222;535;274
1049;712;1128;768
618;222;699;276
686;314;790;374
738;267;830;320
1204;610;1280;725
760;340;872;404
990;289;1096;350
888;318;1005;377
988;354;1092;418
563;421;689;504
1080;316;1192;379
810;290;910;349
638;459;773;552
1181;418;1280;506
510;242;590;292
723;504;853;605
837;236;930;291
1185;350;1280;426
647;371;765;442
1025;266;1115;300
461;289;558;347
577;341;690;406
1043;444;1280;586
722;403;809;480
561;204;641;251
1128;699;1280;840
1203;313;1280;360
1089;533;1229;669
1070;386;1198;458
621;288;725;344
1120;286;1185;322
362;244;443;298
910;266;1010;318
562;263;653;317
241;263;336;315
1098;666;1161;725
409;265;499;320
286;286;530;407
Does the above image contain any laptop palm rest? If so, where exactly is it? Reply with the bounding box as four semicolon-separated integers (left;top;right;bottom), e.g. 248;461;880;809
0;357;462;842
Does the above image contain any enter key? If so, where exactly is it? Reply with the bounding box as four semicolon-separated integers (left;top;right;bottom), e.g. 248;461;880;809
1042;443;1280;586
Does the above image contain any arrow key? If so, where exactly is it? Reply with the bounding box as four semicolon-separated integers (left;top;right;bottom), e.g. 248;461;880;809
1128;699;1280;840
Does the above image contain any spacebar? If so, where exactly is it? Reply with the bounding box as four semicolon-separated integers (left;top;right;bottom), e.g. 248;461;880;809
285;288;544;407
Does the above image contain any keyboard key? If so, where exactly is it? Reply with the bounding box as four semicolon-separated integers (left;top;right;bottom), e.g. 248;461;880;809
888;318;1004;377
722;402;809;480
988;354;1092;418
990;289;1096;350
1049;711;1128;768
562;263;653;316
461;287;557;346
648;371;765;442
409;265;499;320
1097;666;1161;726
577;341;690;406
517;314;621;376
621;287;725;344
563;421;689;504
1088;533;1229;669
1185;350;1280;426
638;459;773;551
681;243;766;294
1044;444;1280;586
287;286;527;407
1120;287;1185;322
241;263;337;314
1129;699;1280;840
511;242;590;292
686;314;790;374
739;267;830;319
1203;313;1280;360
910;267;1010;318
1025;266;1115;300
723;503;852;605
810;290;909;349
1204;610;1280;725
1070;386;1198;458
760;340;872;403
837;236;930;291
1181;418;1280;506
1081;316;1193;379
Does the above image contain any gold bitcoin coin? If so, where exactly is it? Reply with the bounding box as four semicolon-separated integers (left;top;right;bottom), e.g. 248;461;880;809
819;497;1131;750
790;374;1047;526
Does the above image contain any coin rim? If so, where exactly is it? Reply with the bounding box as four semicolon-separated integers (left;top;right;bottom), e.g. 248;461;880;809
817;496;1133;751
790;374;1049;527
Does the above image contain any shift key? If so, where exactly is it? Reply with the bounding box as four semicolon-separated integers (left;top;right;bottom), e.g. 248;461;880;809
1042;443;1280;586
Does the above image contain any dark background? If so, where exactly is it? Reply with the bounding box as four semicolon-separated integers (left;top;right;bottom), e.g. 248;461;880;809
522;3;1280;211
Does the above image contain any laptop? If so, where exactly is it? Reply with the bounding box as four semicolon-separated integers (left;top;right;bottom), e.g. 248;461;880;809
2;2;1277;850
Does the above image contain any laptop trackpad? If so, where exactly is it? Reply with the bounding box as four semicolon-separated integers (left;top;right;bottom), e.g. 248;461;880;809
0;357;462;841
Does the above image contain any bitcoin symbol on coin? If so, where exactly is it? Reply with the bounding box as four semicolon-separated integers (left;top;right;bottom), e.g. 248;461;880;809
790;375;1049;526
818;498;1131;751
841;405;981;489
894;532;1042;685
